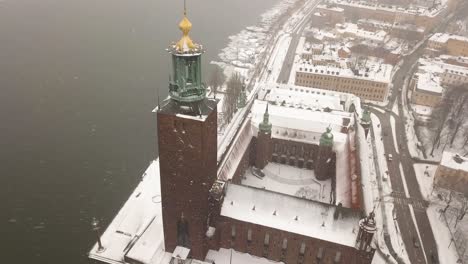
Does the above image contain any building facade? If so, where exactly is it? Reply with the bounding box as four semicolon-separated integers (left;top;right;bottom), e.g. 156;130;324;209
294;68;390;102
434;152;468;195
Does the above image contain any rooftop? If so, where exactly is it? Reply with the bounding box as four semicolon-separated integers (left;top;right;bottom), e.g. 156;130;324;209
440;151;468;171
414;72;444;94
221;184;362;248
316;4;344;12
429;33;468;44
295;59;393;83
207;248;284;264
251;100;352;142
336;23;388;43
332;0;447;17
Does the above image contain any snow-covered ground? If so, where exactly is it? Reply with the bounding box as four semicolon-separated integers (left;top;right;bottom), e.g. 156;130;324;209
427;206;462;264
413;162;468;263
241;163;332;204
411;104;433;118
413;163;438;200
416;124;468;162
371;113;391;184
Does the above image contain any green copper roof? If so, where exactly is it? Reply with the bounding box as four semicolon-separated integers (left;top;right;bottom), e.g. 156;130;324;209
168;50;206;103
259;104;272;133
361;108;371;124
320;127;334;147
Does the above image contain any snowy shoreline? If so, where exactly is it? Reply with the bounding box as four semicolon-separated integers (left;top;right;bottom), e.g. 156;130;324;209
211;0;300;82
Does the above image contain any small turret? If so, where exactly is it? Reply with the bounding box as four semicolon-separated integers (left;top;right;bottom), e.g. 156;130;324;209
315;127;334;181
256;104;273;170
360;108;372;138
259;104;272;133
356;212;377;252
319;127;334;147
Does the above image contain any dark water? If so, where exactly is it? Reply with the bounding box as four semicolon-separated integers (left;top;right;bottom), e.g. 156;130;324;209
0;0;278;263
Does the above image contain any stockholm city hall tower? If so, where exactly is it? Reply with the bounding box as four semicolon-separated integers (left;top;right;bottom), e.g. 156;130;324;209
156;5;218;259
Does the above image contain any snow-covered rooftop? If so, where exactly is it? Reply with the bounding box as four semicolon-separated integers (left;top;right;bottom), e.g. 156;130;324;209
251;100;351;142
221;184;361;247
336;23;388;43
316;4;344;12
271;84;362;113
206;248;284;264
429;33;468;44
333;0;447;17
265;86;343;111
440;151;468;172
295;59;393;83
414;72;444;94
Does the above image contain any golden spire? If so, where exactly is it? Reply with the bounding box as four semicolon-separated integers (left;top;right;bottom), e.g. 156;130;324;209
176;0;196;52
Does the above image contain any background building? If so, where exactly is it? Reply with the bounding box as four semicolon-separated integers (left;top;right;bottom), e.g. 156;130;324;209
294;60;392;102
434;151;468;195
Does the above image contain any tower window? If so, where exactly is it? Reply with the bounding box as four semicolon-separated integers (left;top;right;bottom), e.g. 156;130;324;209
264;233;270;246
334;252;342;263
299;242;306;256
231;225;236;239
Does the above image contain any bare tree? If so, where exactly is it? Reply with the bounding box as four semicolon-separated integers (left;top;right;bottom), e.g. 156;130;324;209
443;191;453;214
454;197;468;228
208;65;225;99
429;87;468;155
223;73;243;124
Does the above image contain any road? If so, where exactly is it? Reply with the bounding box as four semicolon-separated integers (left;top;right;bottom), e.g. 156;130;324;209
368;2;468;263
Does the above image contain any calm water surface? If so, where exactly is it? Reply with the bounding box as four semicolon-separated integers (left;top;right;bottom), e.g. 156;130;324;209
0;0;278;263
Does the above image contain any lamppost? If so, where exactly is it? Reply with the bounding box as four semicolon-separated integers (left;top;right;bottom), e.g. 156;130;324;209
92;217;105;253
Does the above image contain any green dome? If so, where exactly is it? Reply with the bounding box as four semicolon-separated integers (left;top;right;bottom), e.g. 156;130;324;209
320;127;334;147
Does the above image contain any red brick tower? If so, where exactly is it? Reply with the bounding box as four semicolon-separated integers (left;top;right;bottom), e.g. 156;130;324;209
157;7;217;260
255;104;272;170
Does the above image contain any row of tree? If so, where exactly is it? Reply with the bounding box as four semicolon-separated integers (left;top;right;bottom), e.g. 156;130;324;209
208;66;246;128
429;85;468;156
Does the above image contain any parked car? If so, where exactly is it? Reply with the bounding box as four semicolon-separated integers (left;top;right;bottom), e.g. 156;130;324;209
387;154;393;161
413;236;420;248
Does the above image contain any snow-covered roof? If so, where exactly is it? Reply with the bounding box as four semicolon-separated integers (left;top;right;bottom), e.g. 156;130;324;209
295;59;392;83
440;151;468;172
332;0;446;17
430;33;468;44
221;184;361;247
89;160;166;264
266;86;343;111
336;23;387;43
414;72;444;94
317;4;344;12
271;84;362;113
251;100;351;142
207;248;284;264
418;57;468;78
